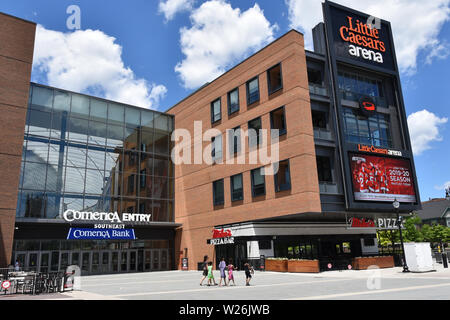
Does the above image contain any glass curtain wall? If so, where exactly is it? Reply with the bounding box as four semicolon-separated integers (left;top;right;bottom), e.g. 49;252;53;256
17;84;174;222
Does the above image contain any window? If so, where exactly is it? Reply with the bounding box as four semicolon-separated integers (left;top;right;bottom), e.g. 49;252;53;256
308;68;323;85
270;107;287;136
128;174;135;193
227;88;239;115
274;160;291;192
140;169;146;188
228;126;241;155
248;117;262;148
139;203;146;214
342;107;392;147
213;179;224;206
267;63;283;94
337;71;385;106
211;98;221;123
230;174;243;201
259;240;271;250
246;77;260;105
211;134;222;163
251;167;265;197
316;156;333;183
364;238;375;247
312;111;327;129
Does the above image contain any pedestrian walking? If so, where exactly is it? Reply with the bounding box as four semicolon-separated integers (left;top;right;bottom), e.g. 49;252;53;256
218;257;227;286
14;259;20;272
243;262;254;286
227;259;236;286
199;255;209;286
207;261;217;286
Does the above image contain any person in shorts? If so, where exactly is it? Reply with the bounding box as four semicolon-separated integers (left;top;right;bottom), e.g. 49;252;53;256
243;262;254;286
227;259;236;286
200;255;209;286
207;261;217;286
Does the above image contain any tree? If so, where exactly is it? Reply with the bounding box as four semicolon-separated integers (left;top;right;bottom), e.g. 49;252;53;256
403;214;424;242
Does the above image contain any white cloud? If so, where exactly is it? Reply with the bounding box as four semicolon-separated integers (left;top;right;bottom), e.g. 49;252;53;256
32;25;167;109
175;0;277;89
158;0;195;22
285;0;450;74
407;109;448;155
434;181;450;191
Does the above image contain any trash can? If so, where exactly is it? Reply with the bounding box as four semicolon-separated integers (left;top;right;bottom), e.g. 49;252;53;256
442;254;448;268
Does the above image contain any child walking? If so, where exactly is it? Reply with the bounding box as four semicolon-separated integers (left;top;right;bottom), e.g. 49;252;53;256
227;259;236;286
207;261;217;286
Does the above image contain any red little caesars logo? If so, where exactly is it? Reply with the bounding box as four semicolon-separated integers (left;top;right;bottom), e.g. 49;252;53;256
358;144;388;155
212;228;232;239
359;96;377;116
339;16;385;63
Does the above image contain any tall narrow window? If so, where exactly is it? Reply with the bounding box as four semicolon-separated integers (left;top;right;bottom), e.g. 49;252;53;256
213;179;224;206
270;107;287;136
211;134;222;163
274;160;291;192
312;111;327;129
251;167;265;197
267;63;283;95
248;117;262;148
316;156;333;183
246;77;260;105
227;88;239;115
140;169;146;189
211;98;221;123
230;173;243;201
128;174;135;193
228;126;241;155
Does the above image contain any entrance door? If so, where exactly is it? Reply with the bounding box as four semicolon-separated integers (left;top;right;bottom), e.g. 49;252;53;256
71;252;80;269
28;252;39;272
91;252;100;274
81;252;91;274
137;250;144;272
15;253;26;271
59;252;71;272
152;250;160;271
129;251;138;272
111;251;119;272
120;251;128;272
40;252;50;273
144;250;152;271
160;250;168;270
100;252;110;274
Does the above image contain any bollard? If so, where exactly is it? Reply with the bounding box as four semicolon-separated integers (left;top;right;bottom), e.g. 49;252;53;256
442;253;448;268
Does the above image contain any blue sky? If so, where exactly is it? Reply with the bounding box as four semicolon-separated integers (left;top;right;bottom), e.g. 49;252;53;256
1;0;449;202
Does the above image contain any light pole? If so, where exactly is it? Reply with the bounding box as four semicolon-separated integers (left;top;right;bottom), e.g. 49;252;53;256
393;199;409;273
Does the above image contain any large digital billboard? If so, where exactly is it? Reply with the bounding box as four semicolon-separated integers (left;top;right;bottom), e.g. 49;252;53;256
349;153;416;203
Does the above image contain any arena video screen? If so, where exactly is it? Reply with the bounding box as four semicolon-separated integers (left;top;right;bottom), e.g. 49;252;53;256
349;153;416;203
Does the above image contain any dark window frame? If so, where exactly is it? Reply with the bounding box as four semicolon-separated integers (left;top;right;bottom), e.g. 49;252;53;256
270;106;287;136
251;167;266;197
267;63;283;95
230;173;244;202
229;126;241;155
248;117;262;148
246;76;260;105
316;156;333;183
212;179;224;206
127;174;135;193
210;98;222;124
227;88;240;115
274;159;291;192
140;169;146;189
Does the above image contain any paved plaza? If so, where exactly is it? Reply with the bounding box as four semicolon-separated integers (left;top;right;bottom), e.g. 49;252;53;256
1;264;450;300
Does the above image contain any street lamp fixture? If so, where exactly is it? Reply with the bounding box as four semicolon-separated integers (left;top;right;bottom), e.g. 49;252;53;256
393;198;409;273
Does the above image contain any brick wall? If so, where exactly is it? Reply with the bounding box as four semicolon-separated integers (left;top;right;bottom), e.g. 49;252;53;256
0;13;36;267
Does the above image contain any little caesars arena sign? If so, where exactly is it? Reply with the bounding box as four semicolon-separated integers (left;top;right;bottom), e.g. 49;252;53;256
62;210;151;225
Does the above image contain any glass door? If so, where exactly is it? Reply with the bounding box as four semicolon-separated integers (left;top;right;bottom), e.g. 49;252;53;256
137;250;144;272
144;250;151;271
112;251;119;272
161;250;168;270
59;252;71;272
120;251;128;272
71;252;80;269
101;252;110;273
152;250;160;271
40;252;50;273
91;252;100;274
81;252;91;274
129;251;137;272
15;253;26;271
28;252;39;272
